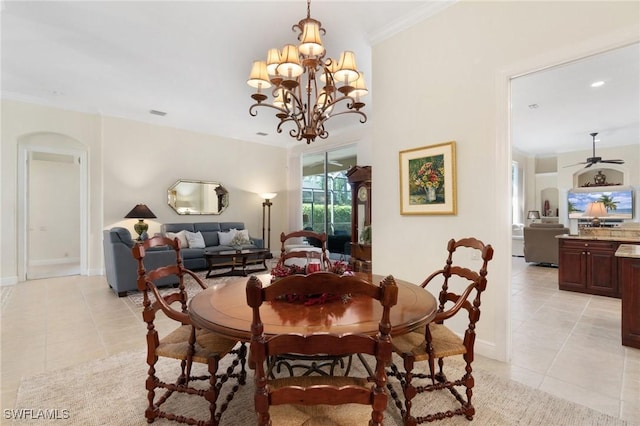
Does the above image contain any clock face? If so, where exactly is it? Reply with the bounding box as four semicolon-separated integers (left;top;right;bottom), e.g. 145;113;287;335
357;186;368;202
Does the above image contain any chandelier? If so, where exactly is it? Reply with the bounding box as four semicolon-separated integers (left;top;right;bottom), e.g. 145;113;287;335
247;0;368;144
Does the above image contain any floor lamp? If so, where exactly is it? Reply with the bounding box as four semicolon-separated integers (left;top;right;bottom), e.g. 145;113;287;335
260;193;277;257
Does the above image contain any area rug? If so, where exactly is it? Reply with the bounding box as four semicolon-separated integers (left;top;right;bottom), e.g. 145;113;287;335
11;349;630;425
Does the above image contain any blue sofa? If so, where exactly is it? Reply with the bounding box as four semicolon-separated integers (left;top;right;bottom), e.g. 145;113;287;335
161;222;263;270
103;227;179;297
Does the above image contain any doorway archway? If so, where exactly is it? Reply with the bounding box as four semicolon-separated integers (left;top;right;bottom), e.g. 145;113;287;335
17;132;88;281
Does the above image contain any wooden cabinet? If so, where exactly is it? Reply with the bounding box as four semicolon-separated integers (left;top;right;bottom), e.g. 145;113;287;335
558;238;619;297
619;255;640;348
347;166;371;272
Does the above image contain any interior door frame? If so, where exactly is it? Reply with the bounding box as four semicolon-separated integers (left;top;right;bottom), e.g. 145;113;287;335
17;143;88;281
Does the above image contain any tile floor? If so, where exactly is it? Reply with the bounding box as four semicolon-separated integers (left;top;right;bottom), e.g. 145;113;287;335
1;257;639;423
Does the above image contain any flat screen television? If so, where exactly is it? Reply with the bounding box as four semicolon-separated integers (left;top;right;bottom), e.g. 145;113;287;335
567;187;634;219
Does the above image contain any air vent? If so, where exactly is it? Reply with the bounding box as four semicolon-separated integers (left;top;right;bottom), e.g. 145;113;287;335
149;110;167;116
256;132;268;136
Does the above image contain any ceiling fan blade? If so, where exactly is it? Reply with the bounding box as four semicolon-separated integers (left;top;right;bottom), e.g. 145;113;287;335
600;159;625;164
563;162;587;168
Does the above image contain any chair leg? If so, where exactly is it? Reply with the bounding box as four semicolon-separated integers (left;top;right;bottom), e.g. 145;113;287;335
462;352;475;420
206;355;221;426
145;363;158;423
402;354;417;426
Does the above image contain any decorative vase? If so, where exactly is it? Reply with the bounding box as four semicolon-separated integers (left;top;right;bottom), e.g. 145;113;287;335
427;186;436;202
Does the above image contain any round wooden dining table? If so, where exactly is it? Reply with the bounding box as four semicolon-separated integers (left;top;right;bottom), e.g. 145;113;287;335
189;273;437;341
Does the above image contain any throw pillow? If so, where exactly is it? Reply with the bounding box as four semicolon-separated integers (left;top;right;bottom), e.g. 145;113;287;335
166;230;189;248
218;229;238;246
185;231;206;249
229;233;251;246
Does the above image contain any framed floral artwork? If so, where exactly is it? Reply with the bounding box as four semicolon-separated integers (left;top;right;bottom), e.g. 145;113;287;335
399;141;457;215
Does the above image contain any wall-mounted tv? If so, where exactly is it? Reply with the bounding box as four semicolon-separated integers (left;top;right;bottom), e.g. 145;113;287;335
567;187;634;219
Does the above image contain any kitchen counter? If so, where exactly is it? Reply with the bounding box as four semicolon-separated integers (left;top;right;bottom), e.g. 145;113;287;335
615;244;640;259
557;234;640;243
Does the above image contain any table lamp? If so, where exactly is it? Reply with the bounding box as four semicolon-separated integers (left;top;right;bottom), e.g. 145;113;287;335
124;204;157;240
584;202;607;227
527;210;541;224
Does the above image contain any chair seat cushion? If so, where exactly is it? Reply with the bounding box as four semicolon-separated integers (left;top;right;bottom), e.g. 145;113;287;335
157;325;238;364
392;323;466;361
265;376;375;425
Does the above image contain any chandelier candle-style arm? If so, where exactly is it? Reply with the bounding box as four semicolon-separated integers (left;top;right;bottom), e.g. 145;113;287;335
247;0;367;144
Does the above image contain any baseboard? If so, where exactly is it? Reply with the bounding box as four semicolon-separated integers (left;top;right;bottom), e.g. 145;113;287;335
475;337;501;361
0;276;18;286
28;257;80;266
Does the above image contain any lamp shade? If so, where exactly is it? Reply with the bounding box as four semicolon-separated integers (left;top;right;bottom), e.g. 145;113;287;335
299;21;324;56
247;61;272;89
585;202;608;218
527;210;541;220
124;204;157;219
334;51;359;84
259;193;278;201
276;44;303;78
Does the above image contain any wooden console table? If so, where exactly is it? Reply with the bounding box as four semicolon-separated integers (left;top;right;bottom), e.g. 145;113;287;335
616;244;640;349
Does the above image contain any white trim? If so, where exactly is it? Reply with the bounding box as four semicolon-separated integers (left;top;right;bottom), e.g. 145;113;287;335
0;277;19;286
17;141;89;281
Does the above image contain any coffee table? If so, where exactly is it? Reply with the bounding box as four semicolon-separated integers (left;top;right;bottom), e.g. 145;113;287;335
204;248;269;278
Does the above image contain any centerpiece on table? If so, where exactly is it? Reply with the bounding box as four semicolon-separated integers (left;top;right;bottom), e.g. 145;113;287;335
270;260;353;305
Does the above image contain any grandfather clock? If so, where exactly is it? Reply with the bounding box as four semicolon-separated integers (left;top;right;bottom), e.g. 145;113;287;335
346;166;372;272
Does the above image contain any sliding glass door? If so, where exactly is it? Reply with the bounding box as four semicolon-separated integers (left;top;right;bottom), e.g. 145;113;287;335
302;146;357;256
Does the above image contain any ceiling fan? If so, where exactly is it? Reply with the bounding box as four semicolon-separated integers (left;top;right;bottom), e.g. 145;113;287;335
564;132;625;168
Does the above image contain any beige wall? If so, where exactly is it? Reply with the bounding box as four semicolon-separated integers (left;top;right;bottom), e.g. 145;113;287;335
1;101;103;282
1;100;288;284
372;1;639;361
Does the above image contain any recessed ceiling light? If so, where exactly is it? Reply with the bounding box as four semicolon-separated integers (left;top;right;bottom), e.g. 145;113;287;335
591;81;605;88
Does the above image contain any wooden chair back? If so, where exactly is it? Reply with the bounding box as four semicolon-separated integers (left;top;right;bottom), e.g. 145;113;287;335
422;237;494;328
246;272;398;426
132;236;207;325
278;230;331;270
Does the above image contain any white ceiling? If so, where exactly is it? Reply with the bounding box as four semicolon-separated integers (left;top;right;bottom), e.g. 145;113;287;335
511;43;640;157
2;1;638;155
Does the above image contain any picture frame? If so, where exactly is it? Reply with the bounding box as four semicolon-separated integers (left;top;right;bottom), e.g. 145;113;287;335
399;141;457;215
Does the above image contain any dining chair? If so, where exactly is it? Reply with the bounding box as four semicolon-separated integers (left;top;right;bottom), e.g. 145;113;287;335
246;272;398;426
387;237;494;425
278;230;331;271
132;235;247;425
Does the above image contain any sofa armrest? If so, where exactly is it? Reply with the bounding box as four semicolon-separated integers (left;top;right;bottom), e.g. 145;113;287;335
251;237;264;249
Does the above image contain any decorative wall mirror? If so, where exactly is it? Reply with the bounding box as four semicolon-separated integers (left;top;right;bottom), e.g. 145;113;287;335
167;180;229;215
